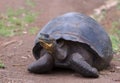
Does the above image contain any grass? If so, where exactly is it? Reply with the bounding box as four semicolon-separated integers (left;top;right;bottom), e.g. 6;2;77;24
25;0;36;7
109;21;120;54
117;0;120;10
111;21;120;28
110;34;120;53
0;61;5;69
0;8;37;37
0;0;38;37
109;2;120;54
28;27;39;35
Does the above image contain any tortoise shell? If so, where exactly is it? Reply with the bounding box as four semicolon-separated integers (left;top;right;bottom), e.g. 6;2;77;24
33;12;113;64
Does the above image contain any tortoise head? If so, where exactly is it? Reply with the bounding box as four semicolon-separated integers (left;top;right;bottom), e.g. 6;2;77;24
39;33;56;53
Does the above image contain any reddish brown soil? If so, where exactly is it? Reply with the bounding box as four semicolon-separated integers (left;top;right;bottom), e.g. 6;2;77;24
0;0;120;83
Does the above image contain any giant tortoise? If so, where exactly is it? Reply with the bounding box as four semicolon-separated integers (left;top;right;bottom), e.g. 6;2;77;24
28;12;113;78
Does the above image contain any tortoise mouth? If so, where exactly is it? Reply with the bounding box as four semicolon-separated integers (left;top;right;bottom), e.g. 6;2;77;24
39;39;53;48
39;39;54;53
39;33;55;53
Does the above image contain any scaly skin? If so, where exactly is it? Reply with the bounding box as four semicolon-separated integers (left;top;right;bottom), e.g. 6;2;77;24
28;52;54;73
69;53;99;78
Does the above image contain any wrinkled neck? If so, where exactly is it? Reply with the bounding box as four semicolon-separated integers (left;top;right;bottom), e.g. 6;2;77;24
52;41;68;61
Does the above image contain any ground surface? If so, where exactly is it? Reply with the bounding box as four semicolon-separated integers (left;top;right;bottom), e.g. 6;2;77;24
0;0;120;83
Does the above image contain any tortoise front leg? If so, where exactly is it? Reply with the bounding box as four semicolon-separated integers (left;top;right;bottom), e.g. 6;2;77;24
69;53;99;78
28;52;54;73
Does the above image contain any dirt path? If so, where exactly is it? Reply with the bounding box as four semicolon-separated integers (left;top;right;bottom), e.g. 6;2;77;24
0;0;120;83
34;0;105;27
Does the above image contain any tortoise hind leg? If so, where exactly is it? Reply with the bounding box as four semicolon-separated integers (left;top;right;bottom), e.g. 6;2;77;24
69;53;99;78
28;52;54;73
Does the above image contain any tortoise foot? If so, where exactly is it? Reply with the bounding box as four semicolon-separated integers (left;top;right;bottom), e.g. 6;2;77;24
70;53;99;78
28;53;54;73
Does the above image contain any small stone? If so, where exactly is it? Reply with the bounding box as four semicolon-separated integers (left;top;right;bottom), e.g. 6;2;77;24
27;55;31;58
116;66;120;69
21;56;28;59
23;31;27;34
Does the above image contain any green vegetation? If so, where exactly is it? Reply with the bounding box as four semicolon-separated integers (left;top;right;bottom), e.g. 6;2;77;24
0;61;5;69
25;0;36;7
110;34;120;53
109;2;120;54
0;0;38;37
28;27;39;35
112;21;120;28
117;0;120;10
110;21;120;54
0;8;37;37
